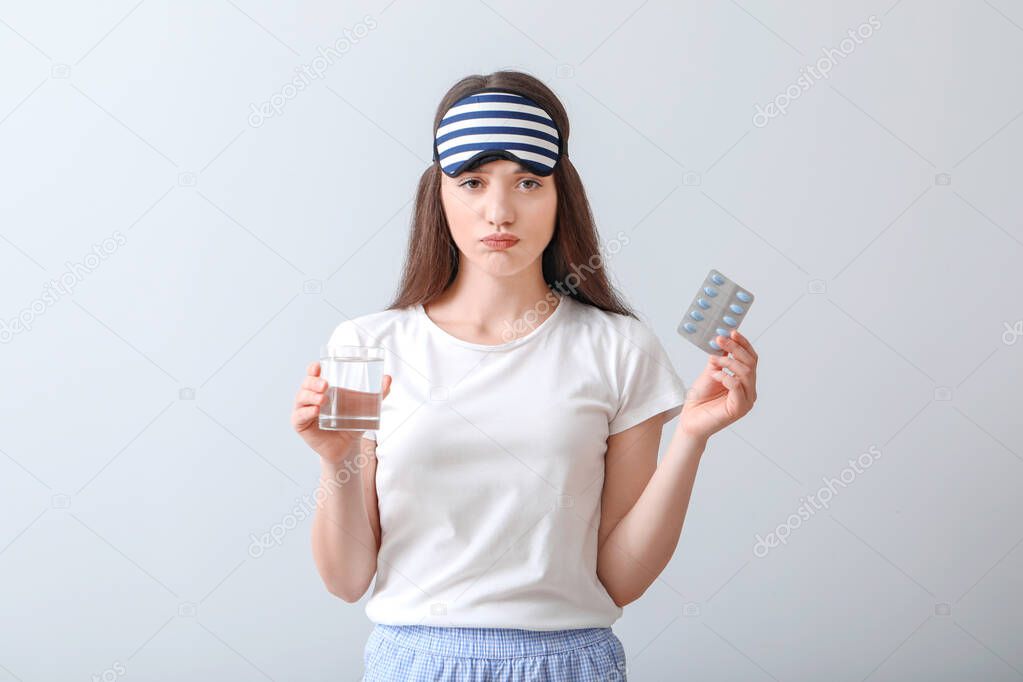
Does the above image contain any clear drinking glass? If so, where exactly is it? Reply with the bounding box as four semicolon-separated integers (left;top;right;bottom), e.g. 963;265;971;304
318;344;385;431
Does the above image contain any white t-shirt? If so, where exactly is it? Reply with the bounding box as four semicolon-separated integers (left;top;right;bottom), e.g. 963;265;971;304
326;291;687;630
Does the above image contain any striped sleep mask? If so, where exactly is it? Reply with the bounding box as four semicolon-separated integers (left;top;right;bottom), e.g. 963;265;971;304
433;88;563;177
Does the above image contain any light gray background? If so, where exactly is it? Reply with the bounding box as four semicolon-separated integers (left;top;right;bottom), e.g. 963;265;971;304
1;1;1021;680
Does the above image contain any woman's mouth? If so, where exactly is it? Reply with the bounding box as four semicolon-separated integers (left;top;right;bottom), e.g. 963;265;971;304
481;235;519;250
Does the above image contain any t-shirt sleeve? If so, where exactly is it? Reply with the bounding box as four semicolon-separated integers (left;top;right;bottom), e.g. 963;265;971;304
608;318;688;436
325;318;378;441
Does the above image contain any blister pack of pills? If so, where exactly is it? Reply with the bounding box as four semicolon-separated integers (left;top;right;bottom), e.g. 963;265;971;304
676;269;755;354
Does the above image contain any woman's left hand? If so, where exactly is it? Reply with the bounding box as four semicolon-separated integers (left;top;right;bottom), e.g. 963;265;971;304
679;329;758;441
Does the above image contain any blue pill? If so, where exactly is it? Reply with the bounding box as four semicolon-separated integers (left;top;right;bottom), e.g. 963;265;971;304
736;291;751;303
703;286;717;297
729;303;744;314
723;316;737;327
689;310;704;321
683;322;697;333
709;339;721;350
716;327;729;337
697;298;710;309
710;273;725;285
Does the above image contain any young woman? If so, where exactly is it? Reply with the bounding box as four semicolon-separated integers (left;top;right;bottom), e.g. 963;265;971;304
291;71;759;681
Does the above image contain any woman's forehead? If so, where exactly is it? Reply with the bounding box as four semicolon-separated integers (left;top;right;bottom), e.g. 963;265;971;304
463;159;533;174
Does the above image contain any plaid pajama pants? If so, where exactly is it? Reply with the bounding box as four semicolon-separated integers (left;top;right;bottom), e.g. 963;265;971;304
362;624;628;681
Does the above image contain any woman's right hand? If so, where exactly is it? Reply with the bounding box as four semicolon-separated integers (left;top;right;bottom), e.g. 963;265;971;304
291;361;392;465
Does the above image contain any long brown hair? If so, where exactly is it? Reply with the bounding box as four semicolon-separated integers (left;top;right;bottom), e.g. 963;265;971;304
385;70;637;319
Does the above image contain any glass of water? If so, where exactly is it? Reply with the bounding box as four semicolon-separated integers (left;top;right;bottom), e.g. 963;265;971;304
318;344;385;431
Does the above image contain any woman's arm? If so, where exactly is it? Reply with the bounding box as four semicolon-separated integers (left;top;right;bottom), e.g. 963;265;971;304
310;436;382;602
596;418;706;607
596;329;758;606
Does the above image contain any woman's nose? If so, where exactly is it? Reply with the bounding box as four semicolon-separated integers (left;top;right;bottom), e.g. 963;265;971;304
484;186;515;226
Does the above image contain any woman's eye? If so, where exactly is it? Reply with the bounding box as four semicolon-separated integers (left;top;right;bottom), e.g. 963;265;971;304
458;178;540;190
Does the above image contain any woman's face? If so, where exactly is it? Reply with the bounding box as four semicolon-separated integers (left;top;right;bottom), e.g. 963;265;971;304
440;159;557;276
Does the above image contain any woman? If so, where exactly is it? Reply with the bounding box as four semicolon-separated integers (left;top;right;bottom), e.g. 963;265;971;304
291;71;758;681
